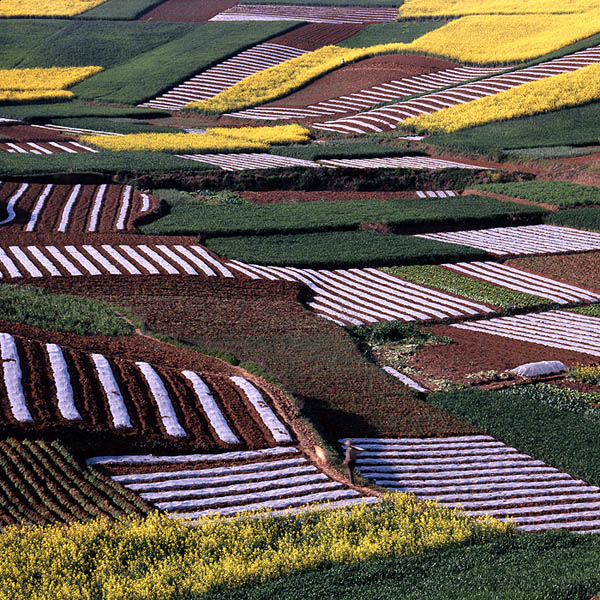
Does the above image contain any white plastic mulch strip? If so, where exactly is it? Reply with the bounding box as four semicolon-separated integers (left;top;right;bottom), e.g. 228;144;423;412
45;343;81;420
136;362;187;438
135;245;179;275
0;333;33;422
415;190;457;198
140;193;151;213
177;152;321;171
0;183;28;225
25;184;53;232
26;247;61;277
0;248;21;277
115;186;131;231
87;184;107;232
229;376;292;443
181;370;240;444
172;245;218;277
86;446;297;466
417;225;600;256
442;261;600;304
44;246;83;276
8;246;43;277
382;366;428;393
57;184;81;233
91;353;132;428
317;156;485;170
451;309;600;356
63;245;102;275
345;436;600;533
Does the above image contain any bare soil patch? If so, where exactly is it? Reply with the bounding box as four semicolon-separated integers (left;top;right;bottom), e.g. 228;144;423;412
139;0;238;22
270;23;365;51
0;125;75;142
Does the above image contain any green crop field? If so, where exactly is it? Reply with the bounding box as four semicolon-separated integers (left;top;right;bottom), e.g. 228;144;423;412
476;181;600;207
75;0;170;20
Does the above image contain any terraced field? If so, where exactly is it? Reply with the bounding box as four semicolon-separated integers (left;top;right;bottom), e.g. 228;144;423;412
3;3;600;597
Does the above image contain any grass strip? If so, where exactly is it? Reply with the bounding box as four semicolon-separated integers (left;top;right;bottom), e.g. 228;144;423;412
0;284;132;335
0;103;166;122
382;264;548;309
141;195;545;237
338;20;449;47
75;0;170;20
428;387;600;487
48;116;184;134
543;206;600;230
206;230;492;269
71;22;298;104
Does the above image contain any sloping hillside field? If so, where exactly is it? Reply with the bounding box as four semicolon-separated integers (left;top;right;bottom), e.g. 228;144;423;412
3;0;600;597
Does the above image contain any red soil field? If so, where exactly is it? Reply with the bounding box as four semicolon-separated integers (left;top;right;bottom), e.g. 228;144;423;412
269;23;366;51
139;0;238;22
0;124;76;142
267;54;460;107
410;324;600;388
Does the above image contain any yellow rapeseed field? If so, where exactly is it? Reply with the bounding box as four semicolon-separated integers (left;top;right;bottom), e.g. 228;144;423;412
81;124;311;152
0;90;74;104
0;66;103;91
0;495;513;600
399;0;600;16
408;13;600;64
0;0;106;17
404;62;600;133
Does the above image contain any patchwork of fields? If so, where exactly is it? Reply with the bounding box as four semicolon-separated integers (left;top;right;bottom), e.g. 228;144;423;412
3;1;600;597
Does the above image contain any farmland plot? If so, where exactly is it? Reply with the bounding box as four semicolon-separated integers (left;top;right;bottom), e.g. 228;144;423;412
347;436;600;533
0;332;292;450
0;141;97;155
91;446;377;519
0;183;158;233
313;44;600;133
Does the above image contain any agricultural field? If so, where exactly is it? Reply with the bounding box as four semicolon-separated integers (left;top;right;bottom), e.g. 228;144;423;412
3;0;600;597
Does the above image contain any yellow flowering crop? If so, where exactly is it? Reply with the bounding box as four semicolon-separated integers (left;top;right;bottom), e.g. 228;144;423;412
0;0;106;17
0;66;103;91
0;90;74;104
80;124;311;152
404;62;600;133
408;13;600;64
0;494;513;599
399;0;600;17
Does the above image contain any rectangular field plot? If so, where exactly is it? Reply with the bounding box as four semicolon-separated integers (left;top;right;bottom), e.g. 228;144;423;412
417;224;600;256
347;436;600;533
91;446;378;519
451;310;600;357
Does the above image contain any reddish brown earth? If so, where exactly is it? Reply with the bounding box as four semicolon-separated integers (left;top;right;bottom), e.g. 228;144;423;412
139;0;238;21
267;54;460;107
0;124;76;142
240;189;448;204
410;324;600;388
269;23;365;51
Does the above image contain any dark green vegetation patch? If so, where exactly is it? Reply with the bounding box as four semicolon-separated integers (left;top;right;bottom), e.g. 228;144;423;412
48;117;184;134
72;22;298;104
338;20;450;47
270;143;424;161
206;230;491;269
0;103;166;122
142;195;546;237
476;181;600;208
544;206;600;231
0;285;132;336
76;0;169;20
428;387;600;488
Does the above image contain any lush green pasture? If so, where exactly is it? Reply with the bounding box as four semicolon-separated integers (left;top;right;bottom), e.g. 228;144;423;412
0;152;215;178
76;0;168;20
206;230;491;268
2;20;192;69
426;101;600;154
0;285;132;336
428;387;600;487
210;531;600;600
338;20;449;47
271;143;423;161
544;206;600;230
476;181;600;207
0;103;165;122
0;20;66;69
48;116;184;134
72;22;298;104
504;146;599;160
142;195;545;237
383;264;549;309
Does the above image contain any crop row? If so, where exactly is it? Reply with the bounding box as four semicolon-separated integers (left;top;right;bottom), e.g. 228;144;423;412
141;195;546;238
0;438;147;526
475;181;600;207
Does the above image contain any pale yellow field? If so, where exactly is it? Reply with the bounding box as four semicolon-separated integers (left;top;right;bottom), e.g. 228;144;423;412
404;62;600;133
81;125;311;152
0;67;103;91
399;0;600;16
0;0;106;17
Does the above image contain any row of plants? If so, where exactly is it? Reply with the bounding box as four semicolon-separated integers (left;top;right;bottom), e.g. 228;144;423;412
567;363;600;385
543;206;600;230
71;21;297;105
475;181;600;207
405;62;600;133
381;264;549;309
81;124;311;152
270;142;424;161
503;146;599;159
0;284;133;336
427;386;600;487
205;230;491;269
0;495;511;599
0;438;148;527
141;195;546;237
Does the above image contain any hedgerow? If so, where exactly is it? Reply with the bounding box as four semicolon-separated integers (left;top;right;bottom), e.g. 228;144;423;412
206;230;491;269
141;195;545;238
475;181;600;207
270;143;424;161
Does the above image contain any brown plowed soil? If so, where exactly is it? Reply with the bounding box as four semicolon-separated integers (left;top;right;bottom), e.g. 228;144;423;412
0;124;75;142
410;324;600;388
269;23;366;51
267;54;460;107
139;0;238;21
240;189;455;204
